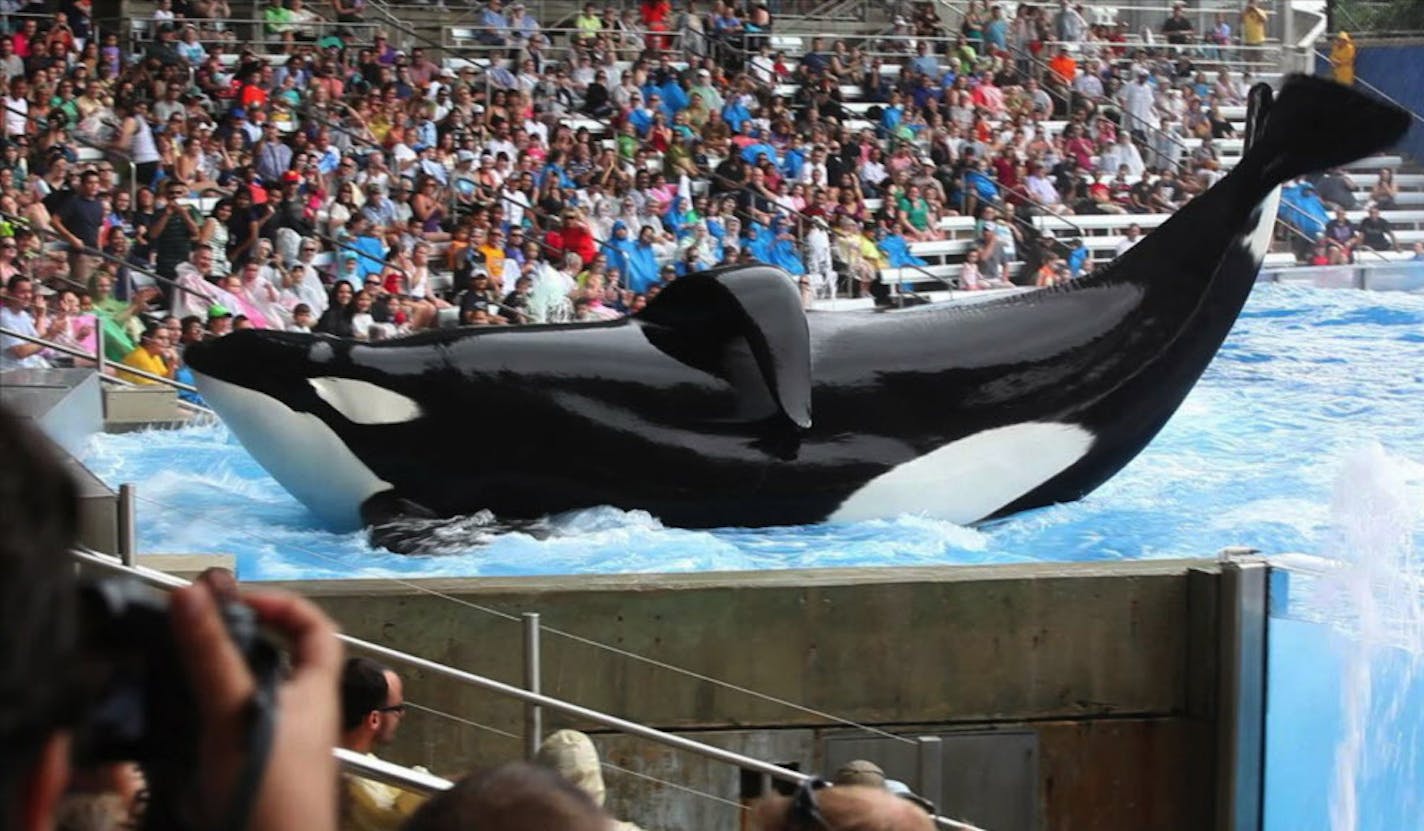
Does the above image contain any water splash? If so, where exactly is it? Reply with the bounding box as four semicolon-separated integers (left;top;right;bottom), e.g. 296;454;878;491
1322;444;1424;831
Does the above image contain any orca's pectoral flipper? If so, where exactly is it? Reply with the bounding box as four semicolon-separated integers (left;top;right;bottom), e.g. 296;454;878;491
636;265;813;430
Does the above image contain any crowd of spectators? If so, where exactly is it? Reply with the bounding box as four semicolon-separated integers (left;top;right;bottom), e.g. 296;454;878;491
0;0;1414;382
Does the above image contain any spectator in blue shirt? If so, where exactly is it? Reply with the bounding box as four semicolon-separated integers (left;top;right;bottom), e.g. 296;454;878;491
909;42;939;79
984;4;1008;51
1066;238;1090;278
480;0;510;45
880;93;905;136
799;37;829;80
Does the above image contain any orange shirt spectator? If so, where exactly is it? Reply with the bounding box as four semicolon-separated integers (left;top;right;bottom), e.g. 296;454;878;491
1049;50;1078;86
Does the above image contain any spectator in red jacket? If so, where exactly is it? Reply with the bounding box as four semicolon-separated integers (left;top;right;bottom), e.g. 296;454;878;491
544;209;598;270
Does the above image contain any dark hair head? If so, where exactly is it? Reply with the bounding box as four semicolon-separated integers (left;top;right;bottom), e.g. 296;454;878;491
403;763;608;831
0;407;80;809
340;657;389;731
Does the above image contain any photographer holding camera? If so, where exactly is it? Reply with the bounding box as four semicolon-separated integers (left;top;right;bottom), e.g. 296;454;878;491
0;404;344;831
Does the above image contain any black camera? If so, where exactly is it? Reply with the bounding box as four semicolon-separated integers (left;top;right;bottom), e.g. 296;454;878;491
71;578;282;827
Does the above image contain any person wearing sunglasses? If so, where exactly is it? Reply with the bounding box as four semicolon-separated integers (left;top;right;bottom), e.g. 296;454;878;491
339;657;426;829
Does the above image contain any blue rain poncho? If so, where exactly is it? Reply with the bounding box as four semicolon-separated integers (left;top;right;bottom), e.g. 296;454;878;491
1279;182;1329;239
878;234;927;268
748;220;806;275
722;100;752;132
607;220;638;277
740;142;779;165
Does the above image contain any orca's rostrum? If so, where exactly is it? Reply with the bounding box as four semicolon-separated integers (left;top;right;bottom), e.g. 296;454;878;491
186;76;1409;551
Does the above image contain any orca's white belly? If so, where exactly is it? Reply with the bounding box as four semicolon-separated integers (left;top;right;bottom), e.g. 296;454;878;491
828;422;1096;525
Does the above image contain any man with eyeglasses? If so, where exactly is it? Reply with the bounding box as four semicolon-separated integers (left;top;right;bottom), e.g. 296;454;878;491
339;657;426;830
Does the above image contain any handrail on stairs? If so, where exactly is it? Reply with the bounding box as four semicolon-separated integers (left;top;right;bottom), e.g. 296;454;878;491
0;325;215;422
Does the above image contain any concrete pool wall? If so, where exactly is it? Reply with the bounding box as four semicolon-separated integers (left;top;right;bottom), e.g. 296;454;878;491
274;557;1260;830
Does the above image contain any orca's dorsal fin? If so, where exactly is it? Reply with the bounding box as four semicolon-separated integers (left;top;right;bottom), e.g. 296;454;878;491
636;266;812;430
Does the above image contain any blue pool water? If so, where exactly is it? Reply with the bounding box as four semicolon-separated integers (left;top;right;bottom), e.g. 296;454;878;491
81;283;1424;581
80;283;1424;829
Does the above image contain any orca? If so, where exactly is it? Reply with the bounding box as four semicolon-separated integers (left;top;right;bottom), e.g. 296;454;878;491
185;76;1408;551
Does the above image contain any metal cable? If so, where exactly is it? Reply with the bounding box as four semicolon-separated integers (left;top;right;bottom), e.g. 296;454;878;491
128;491;916;745
404;701;749;811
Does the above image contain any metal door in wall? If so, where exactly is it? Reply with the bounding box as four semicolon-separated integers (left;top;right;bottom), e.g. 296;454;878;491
823;730;1038;831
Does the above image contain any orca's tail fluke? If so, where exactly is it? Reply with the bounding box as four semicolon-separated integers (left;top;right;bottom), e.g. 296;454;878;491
1247;74;1411;187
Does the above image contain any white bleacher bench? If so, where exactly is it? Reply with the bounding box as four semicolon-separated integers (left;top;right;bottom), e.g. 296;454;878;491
566;118;608;135
773;83;861;99
177;196;220;215
908;238;975;260
1347;155;1403;171
939;216;977;236
1357;250;1424;263
1339;209;1424;230
770;35;804;56
76;147;104;163
442;57;493;71
881;264;957;285
447;28;479;45
1028;213;1173;235
1347;173;1423;190
1261;250;1420;269
215;53;290;68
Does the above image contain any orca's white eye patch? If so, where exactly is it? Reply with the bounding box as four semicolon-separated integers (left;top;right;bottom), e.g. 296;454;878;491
308;378;423;425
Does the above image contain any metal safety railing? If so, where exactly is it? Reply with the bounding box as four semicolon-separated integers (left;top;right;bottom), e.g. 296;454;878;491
1312;50;1424;127
1286;3;1328;74
126;16;385;49
68;546;987;830
0;325;213;418
1259;259;1424;290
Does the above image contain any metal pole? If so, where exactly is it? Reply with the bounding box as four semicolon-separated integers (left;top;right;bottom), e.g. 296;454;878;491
117;483;136;567
1214;554;1269;831
523;612;542;760
916;736;943;814
1283;0;1297;58
94;324;105;378
72;547;996;830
